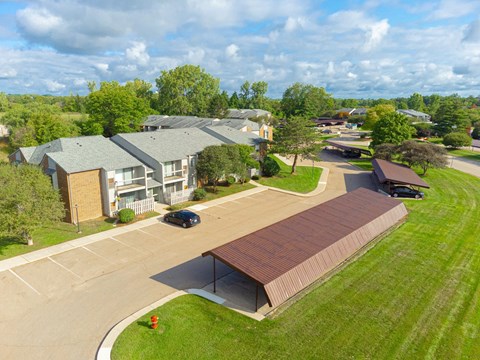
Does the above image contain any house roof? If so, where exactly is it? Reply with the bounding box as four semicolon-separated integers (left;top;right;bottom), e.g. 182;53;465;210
202;188;408;308
227;109;271;120
199;126;264;146
372;158;430;188
143;115;260;131
396;109;431;119
112;128;226;163
44;136;144;173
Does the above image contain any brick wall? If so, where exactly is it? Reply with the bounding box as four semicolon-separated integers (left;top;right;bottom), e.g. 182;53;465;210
69;170;104;222
56;165;73;223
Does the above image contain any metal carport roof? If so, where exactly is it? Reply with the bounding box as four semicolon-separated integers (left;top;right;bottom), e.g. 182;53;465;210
372;158;430;188
202;188;408;308
326;139;372;156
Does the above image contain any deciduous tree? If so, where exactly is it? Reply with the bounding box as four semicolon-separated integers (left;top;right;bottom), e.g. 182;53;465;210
370;112;415;148
155;65;220;117
363;104;396;130
0;164;65;246
281;83;334;118
398;140;448;175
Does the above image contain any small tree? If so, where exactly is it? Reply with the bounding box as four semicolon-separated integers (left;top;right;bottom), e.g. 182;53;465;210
398;140;448;175
373;143;399;162
442;132;472;148
370;112;416;148
273;116;319;174
0;164;65;245
196;146;231;192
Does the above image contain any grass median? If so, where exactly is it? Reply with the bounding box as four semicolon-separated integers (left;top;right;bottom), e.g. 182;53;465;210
255;155;322;193
112;168;480;360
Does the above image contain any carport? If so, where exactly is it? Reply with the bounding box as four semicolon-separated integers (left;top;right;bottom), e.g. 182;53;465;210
325;139;372;157
372;158;430;193
202;188;408;310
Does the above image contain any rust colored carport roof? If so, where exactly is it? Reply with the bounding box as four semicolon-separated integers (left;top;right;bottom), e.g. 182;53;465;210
372;158;430;188
202;187;408;308
326;139;372;156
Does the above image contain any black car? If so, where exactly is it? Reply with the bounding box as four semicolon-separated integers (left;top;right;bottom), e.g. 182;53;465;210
164;210;201;228
390;186;424;199
342;149;361;158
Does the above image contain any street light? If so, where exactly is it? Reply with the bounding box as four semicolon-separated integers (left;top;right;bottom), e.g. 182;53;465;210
74;204;81;233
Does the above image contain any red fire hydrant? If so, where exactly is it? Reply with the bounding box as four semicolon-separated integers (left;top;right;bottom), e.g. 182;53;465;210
150;315;158;329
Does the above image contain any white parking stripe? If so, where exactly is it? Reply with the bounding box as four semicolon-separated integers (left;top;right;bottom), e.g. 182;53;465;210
82;246;114;264
47;257;82;279
9;269;41;295
136;228;152;235
110;237;149;254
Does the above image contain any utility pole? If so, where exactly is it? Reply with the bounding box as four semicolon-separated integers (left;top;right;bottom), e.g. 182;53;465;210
74;204;81;233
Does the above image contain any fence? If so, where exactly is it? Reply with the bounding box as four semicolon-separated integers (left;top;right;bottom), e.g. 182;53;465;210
164;187;195;205
118;197;155;215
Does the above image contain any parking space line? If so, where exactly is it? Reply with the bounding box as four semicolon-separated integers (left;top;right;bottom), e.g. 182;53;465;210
9;269;41;295
82;246;114;264
110;237;149;254
136;228;153;235
47;257;82;279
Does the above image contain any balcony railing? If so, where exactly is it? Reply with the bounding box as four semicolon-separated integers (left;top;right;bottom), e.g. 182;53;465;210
164;169;185;182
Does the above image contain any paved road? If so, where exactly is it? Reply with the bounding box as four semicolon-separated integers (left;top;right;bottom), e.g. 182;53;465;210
449;155;480;178
0;153;374;360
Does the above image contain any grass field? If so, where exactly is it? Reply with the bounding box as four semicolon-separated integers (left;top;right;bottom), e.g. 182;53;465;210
449;148;480;162
112;168;480;360
256;155;322;193
0;212;158;260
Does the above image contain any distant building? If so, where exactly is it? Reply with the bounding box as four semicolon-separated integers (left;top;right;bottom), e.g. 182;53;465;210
396;109;431;123
336;108;367;116
0;124;9;137
227;109;272;120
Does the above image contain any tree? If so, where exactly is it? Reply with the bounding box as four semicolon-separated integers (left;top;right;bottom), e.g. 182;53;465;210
281;83;334;118
84;81;152;137
250;81;268;109
370;112;415;148
0;92;8;112
229;92;240;108
273;116;319;174
363;104;396;130
155;65;220;117
0;163;65;246
407;93;425;111
373;143;399;162
239;81;251;108
196;145;231;192
208;91;229;118
398;140;448;175
442;132;472;148
434;96;468;136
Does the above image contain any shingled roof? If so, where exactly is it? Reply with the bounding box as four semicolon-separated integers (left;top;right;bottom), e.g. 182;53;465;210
203;188;408;308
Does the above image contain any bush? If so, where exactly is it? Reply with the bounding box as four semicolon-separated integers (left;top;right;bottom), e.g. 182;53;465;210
443;132;472;148
251;175;260;180
239;177;251;184
118;208;135;223
192;188;207;201
472;127;480;140
262;156;281;177
226;175;236;186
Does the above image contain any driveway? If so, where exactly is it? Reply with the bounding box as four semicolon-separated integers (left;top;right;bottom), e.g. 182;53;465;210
0;155;373;360
449;155;480;178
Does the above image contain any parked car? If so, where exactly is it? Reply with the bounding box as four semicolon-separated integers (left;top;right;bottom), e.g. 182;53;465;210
390;186;424;199
342;149;361;158
322;129;332;134
164;210;201;228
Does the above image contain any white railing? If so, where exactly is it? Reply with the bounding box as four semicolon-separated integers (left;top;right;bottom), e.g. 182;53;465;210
119;197;155;215
164;187;195;205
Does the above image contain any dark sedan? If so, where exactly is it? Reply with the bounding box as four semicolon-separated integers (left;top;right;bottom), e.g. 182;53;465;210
163;210;201;228
390;186;424;199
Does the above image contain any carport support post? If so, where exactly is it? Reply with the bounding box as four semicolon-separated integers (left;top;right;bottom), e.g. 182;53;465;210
255;284;259;312
213;258;216;293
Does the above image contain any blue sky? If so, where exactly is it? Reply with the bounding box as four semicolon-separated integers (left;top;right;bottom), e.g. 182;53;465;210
0;0;479;98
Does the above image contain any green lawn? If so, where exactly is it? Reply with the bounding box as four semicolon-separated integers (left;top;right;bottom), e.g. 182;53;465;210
448;148;480;162
256;155;322;193
0;212;158;260
348;157;374;170
112;168;480;360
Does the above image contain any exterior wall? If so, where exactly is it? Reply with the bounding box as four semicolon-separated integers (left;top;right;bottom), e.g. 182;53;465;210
259;125;273;141
67;169;104;223
56;165;73;223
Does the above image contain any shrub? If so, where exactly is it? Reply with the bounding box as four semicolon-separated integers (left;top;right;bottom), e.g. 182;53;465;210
443;132;472;148
239;177;251;184
193;188;207;201
262;156;281;177
226;175;236;186
118;208;135;223
251;175;260;180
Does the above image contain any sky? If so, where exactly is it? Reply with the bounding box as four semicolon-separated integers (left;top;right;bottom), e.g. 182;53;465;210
0;0;480;99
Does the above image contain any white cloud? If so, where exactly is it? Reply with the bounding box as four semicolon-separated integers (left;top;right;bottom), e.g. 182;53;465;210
225;44;240;59
125;41;150;66
0;67;17;79
284;17;308;32
429;0;479;20
463;19;480;43
44;79;66;92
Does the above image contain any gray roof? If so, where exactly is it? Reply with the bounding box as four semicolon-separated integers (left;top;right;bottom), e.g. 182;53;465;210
227;109;271;119
143;115;259;131
200;126;264;146
23;136;144;173
112;128;226;163
20;139;63;164
396;109;431;119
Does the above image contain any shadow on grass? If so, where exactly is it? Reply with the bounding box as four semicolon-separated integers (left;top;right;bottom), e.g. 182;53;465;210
136;320;151;328
0;236;24;256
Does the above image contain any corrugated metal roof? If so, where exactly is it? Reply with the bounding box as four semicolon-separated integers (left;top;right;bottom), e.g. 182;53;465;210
372;158;430;188
326;139;372;156
202;188;408;307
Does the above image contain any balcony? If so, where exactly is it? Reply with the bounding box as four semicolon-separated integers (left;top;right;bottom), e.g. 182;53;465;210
115;178;146;194
164;169;186;183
